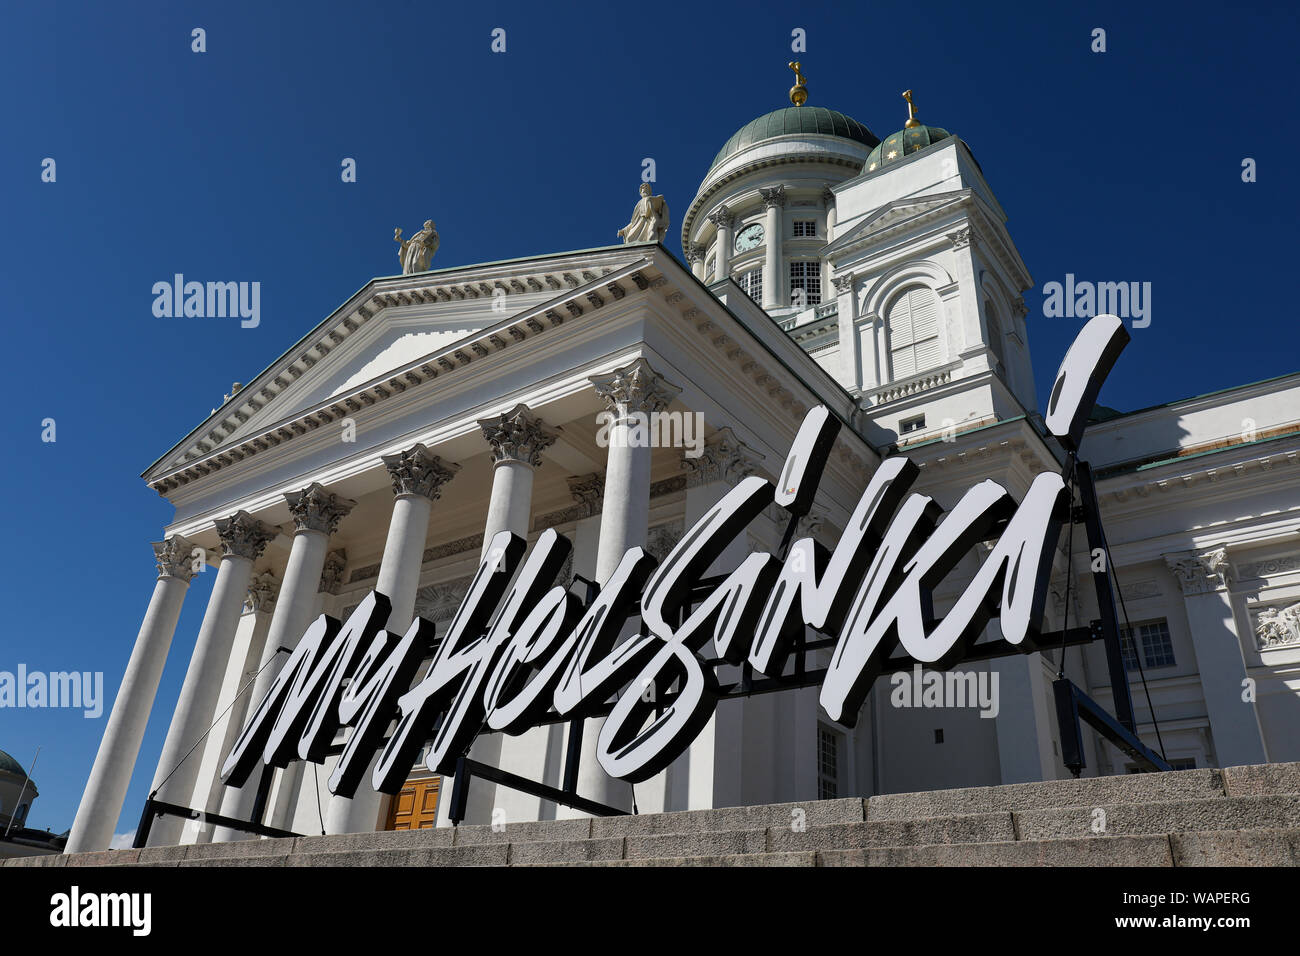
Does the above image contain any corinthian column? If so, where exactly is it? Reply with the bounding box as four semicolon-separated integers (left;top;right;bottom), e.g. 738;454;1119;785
592;359;680;583
456;404;557;824
479;404;556;555
375;445;460;632
147;512;277;846
760;186;786;310
708;206;733;284
66;537;196;853
674;428;763;812
214;484;354;840
559;358;680;816
323;446;457;835
1164;547;1268;766
685;243;706;280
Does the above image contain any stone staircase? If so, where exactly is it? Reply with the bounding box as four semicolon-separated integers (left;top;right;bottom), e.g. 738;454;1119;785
13;761;1300;867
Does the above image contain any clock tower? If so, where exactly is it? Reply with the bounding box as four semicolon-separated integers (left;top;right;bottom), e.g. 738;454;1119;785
680;72;878;323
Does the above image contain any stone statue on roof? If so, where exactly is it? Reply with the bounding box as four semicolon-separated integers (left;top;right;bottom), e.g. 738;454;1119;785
618;183;670;244
395;220;439;274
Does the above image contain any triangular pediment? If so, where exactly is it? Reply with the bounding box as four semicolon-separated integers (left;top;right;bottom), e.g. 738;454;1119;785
219;297;540;447
823;190;970;257
143;245;657;484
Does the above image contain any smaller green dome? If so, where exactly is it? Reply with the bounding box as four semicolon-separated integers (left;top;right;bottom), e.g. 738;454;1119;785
863;124;951;173
0;750;28;777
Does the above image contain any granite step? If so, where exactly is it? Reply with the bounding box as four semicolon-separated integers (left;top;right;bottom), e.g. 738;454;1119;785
863;762;1300;821
1012;795;1300;840
524;829;1300;867
12;761;1299;867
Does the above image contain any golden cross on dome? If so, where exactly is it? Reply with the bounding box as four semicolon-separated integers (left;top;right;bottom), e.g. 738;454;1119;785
903;89;920;128
788;61;808;106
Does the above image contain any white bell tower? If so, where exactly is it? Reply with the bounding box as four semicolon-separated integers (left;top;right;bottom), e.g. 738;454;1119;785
823;93;1037;447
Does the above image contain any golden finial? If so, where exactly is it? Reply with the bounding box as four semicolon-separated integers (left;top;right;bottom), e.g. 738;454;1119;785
902;89;920;128
788;61;808;107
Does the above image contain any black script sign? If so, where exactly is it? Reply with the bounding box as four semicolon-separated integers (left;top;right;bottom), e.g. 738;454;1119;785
221;314;1131;795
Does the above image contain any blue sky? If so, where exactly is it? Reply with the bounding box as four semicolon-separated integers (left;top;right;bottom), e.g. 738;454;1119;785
1;0;1296;836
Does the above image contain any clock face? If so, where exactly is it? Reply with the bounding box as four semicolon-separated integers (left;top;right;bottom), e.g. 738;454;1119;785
734;223;764;253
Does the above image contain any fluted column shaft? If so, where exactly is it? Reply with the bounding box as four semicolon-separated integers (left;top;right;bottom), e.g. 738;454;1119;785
147;512;277;846
565;359;680;814
378;495;433;630
213;485;353;840
325;445;457;835
66;538;196;853
460;405;556;824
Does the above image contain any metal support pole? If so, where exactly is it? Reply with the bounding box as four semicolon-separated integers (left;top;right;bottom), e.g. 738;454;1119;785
1052;679;1085;778
1075;460;1138;732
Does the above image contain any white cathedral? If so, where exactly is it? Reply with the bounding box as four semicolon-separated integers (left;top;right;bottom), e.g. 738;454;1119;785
67;74;1300;852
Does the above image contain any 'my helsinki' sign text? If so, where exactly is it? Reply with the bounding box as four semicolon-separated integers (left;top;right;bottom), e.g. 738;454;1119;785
220;314;1130;798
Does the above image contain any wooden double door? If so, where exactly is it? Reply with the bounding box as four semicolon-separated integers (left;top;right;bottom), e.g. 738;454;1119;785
383;776;441;830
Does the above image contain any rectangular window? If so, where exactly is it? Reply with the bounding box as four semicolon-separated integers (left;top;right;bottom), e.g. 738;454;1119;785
792;219;817;238
789;260;822;307
705;256;715;284
900;414;926;435
737;268;763;304
1121;620;1175;670
817;724;842;800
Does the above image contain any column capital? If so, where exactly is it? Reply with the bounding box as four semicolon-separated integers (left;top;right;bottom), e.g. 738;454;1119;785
214;510;277;561
821;185;836;208
1165;546;1233;595
478;403;558;468
760;185;787;209
244;570;279;614
152;535;197;583
682;426;764;488
947;227;973;249
832;271;856;295
284;482;356;535
707;205;734;229
320;549;348;595
381;444;460;500
684;243;706;264
566;472;605;517
590;357;682;420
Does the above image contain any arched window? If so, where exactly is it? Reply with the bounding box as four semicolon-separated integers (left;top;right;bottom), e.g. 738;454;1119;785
886;286;941;378
984;298;1006;371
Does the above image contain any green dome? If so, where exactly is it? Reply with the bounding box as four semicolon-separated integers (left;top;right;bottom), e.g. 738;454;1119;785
708;107;879;174
0;750;27;777
864;124;951;172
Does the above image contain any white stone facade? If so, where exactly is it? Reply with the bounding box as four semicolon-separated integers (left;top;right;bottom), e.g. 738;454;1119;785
66;98;1300;852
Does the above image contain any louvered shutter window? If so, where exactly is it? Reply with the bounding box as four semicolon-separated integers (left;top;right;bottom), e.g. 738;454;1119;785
887;287;942;378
